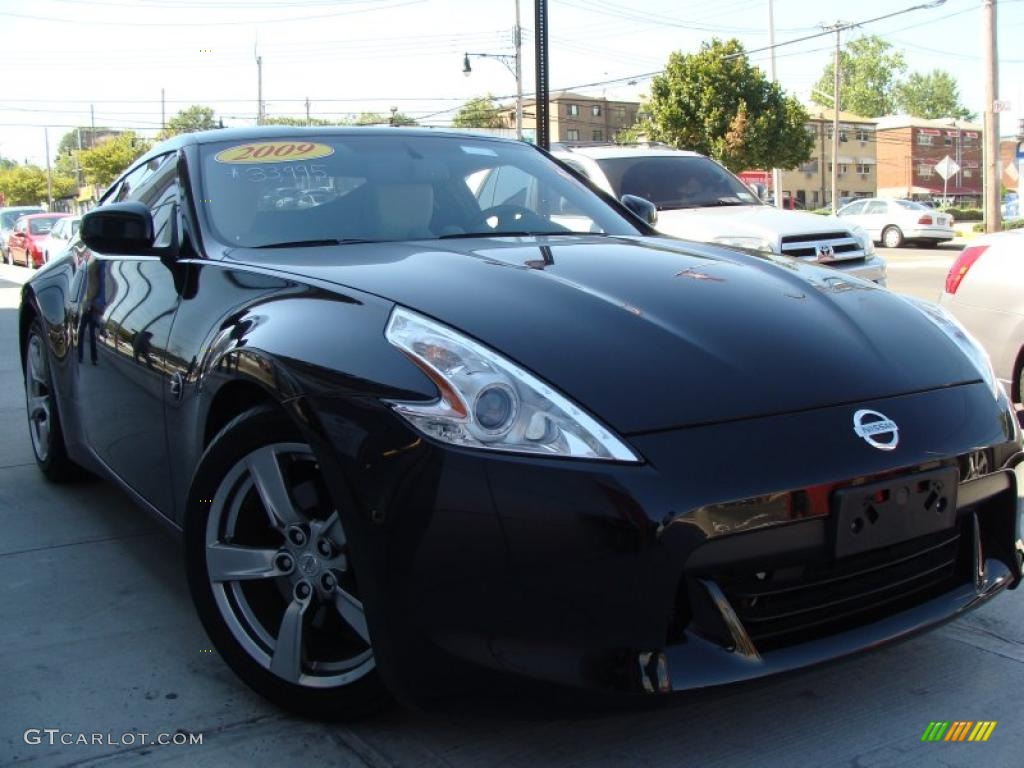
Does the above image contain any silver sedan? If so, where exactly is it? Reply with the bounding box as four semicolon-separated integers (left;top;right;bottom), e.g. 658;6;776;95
938;229;1024;402
838;198;954;248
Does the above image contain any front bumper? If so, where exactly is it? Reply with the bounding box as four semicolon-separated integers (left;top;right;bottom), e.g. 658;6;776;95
903;226;955;242
309;381;1021;699
821;253;887;285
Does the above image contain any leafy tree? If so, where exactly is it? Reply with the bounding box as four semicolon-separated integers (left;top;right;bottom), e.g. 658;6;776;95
76;132;151;186
352;112;418;126
452;95;506;129
812;35;906;117
0;165;76;205
897;70;975;120
157;105;218;139
54;127;115;176
0;155;15;170
642;39;813;171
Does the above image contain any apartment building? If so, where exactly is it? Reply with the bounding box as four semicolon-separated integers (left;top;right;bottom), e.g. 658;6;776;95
499;91;640;144
777;110;878;208
875;116;982;204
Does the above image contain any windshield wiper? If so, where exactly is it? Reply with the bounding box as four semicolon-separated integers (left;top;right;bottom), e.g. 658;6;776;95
252;238;372;248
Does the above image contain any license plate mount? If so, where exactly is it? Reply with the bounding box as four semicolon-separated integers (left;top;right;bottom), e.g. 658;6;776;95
831;467;959;559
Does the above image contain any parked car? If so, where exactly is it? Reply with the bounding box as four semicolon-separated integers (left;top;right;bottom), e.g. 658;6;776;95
838;198;954;248
20;127;1020;718
6;212;69;267
0;205;44;262
552;145;886;285
939;229;1024;403
41;215;81;263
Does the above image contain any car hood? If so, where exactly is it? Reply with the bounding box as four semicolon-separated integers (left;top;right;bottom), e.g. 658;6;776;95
230;235;981;434
654;205;851;245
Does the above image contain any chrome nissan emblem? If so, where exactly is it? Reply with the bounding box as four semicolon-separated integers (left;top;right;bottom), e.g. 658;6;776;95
852;409;899;451
299;554;320;575
815;243;834;261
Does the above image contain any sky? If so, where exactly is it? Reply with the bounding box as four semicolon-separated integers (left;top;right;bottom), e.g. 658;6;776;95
3;0;1024;167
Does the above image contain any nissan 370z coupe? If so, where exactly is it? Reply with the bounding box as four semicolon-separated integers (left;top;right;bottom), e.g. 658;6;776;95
19;128;1024;718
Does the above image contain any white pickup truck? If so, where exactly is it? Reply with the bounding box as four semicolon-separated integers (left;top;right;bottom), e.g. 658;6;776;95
552;145;887;286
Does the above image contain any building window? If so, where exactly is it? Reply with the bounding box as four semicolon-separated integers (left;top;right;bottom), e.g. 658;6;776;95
856;163;871;175
566;128;580;141
567;104;579;117
856;128;869;142
917;163;933;178
592;129;604;141
614;106;626;121
591;104;602;117
799;159;818;173
963;169;972;178
826;126;833;139
804;124;816;138
839;128;849;142
812;190;819;203
916;133;934;147
837;164;849;175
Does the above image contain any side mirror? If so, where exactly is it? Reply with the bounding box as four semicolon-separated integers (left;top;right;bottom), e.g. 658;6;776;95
620;194;658;226
81;202;155;255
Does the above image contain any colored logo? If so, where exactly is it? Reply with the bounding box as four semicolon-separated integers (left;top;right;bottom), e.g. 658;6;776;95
215;141;334;164
852;409;899;451
921;721;997;742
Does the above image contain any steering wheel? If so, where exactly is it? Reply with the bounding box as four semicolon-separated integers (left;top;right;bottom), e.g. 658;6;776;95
471;204;544;233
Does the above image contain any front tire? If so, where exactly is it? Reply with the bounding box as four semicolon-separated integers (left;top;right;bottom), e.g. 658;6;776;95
24;316;82;482
184;406;390;719
882;226;904;248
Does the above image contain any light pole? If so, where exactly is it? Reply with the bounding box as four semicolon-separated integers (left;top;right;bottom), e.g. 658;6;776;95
462;0;523;140
768;0;783;208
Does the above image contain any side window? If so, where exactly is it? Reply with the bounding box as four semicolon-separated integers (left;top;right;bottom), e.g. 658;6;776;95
106;154;173;205
864;201;887;215
123;157;179;249
841;201;866;215
475;165;535;210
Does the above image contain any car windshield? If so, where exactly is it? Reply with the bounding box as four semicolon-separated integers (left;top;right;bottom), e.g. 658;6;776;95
2;210;42;228
28;216;63;235
594;155;759;210
198;134;644;248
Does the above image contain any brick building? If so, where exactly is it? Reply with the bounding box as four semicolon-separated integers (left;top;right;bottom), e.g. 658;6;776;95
499;91;640;145
875;116;982;204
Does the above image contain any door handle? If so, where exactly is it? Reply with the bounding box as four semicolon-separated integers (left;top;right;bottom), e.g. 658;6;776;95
169;372;184;401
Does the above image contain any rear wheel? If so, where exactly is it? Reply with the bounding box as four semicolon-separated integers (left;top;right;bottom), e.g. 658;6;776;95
24;317;81;482
882;226;904;249
185;406;390;719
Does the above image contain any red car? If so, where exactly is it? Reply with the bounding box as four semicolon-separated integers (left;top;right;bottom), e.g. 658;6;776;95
6;213;70;268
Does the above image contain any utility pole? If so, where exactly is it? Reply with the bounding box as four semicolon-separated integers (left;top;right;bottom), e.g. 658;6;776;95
90;104;95;135
255;49;264;125
982;0;1000;232
768;0;782;208
821;22;845;214
161;88;166;130
43;128;53;209
305;96;311;126
534;0;550;149
514;0;523;140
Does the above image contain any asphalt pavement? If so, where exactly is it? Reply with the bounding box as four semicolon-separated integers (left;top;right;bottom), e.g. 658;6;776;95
3;247;1023;768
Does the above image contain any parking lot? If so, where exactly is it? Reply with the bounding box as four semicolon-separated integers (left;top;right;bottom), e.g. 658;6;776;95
3;245;1022;768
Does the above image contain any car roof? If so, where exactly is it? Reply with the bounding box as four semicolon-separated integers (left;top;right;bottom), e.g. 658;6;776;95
551;145;704;160
1;206;44;212
18;212;69;220
134;126;522;165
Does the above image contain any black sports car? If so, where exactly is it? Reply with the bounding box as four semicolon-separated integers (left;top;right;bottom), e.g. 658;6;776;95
19;128;1023;718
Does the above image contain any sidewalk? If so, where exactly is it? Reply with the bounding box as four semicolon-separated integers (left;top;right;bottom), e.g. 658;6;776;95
0;263;35;286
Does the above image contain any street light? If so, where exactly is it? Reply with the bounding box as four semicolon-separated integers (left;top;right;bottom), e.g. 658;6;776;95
461;1;523;140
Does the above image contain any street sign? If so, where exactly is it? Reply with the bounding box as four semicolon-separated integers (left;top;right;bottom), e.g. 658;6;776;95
994;100;1013;113
934;155;960;181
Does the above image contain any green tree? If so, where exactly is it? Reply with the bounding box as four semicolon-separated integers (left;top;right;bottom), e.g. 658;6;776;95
812;35;906;117
76;132;151;186
54;127;113;176
642;39;813;171
0;155;16;170
897;70;975;120
157;105;218;139
352;112;418;126
452;95;506;129
0;165;76;205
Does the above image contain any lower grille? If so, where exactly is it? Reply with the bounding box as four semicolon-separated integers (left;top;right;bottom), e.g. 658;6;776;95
709;521;972;651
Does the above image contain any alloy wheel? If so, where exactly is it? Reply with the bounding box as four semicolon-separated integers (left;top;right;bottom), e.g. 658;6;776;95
26;334;52;462
206;443;374;688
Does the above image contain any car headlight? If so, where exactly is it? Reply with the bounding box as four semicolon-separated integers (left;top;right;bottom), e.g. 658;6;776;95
904;297;999;398
384;307;639;462
849;223;876;256
712;236;776;253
